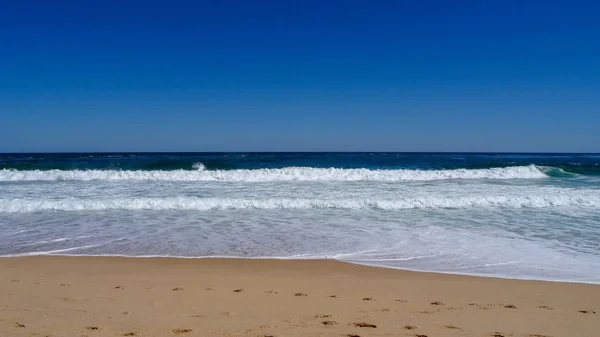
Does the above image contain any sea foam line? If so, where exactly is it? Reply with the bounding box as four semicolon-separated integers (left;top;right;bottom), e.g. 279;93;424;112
5;244;104;256
0;165;547;182
1;194;598;213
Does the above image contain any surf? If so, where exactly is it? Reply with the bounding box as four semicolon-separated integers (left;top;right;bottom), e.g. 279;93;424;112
2;193;599;213
0;165;548;182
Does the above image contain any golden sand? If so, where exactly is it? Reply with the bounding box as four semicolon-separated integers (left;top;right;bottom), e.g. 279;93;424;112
1;257;598;337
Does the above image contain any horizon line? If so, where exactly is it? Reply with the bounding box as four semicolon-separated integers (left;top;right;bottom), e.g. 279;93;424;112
1;151;599;155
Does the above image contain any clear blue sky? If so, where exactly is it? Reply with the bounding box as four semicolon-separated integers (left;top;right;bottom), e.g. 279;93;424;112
1;1;599;152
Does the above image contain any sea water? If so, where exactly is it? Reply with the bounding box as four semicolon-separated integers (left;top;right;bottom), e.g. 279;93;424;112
1;153;599;283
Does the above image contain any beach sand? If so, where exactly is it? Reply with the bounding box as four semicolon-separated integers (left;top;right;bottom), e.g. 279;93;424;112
1;257;598;337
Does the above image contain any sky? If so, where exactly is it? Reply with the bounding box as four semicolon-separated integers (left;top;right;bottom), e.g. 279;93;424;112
1;1;599;152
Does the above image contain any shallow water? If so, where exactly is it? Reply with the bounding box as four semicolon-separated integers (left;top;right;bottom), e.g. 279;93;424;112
1;153;599;283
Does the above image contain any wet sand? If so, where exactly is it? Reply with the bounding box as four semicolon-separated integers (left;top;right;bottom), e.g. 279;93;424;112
1;256;598;337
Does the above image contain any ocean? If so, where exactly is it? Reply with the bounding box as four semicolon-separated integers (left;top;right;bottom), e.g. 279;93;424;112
1;153;599;283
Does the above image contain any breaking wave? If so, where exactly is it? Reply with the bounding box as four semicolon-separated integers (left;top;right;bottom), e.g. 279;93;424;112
0;165;548;182
2;194;598;212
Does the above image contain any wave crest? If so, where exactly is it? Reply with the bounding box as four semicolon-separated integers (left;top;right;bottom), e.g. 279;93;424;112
0;165;547;182
192;162;206;170
1;194;597;213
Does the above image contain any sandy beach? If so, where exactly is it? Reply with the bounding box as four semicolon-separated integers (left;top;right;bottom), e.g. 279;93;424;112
1;257;598;337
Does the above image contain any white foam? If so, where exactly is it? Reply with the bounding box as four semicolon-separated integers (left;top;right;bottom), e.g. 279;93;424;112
0;165;548;182
192;162;206;170
5;244;103;256
25;236;92;246
1;194;598;213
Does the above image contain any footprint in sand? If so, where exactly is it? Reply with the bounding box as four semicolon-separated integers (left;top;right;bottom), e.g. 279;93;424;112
396;299;408;303
314;314;332;318
294;292;307;297
172;328;193;335
352;322;377;328
204;287;214;291
14;322;25;328
578;310;596;314
504;304;518;309
404;325;418;330
469;303;493;310
362;297;374;301
60;283;71;287
233;288;244;293
321;320;338;326
122;332;136;336
172;287;183;291
345;334;360;337
327;294;339;298
86;326;99;331
430;301;444;306
114;286;124;289
265;290;278;294
538;305;553;310
444;325;461;330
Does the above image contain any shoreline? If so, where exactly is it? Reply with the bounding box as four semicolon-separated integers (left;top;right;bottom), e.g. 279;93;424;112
2;254;598;285
2;256;599;337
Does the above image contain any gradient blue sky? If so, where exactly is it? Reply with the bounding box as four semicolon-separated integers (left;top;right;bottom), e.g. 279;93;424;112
1;1;599;152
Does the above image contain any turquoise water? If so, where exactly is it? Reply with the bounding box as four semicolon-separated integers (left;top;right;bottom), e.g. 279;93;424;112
1;153;599;283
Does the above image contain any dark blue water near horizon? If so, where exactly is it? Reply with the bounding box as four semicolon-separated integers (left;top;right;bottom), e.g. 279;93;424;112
2;152;600;175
